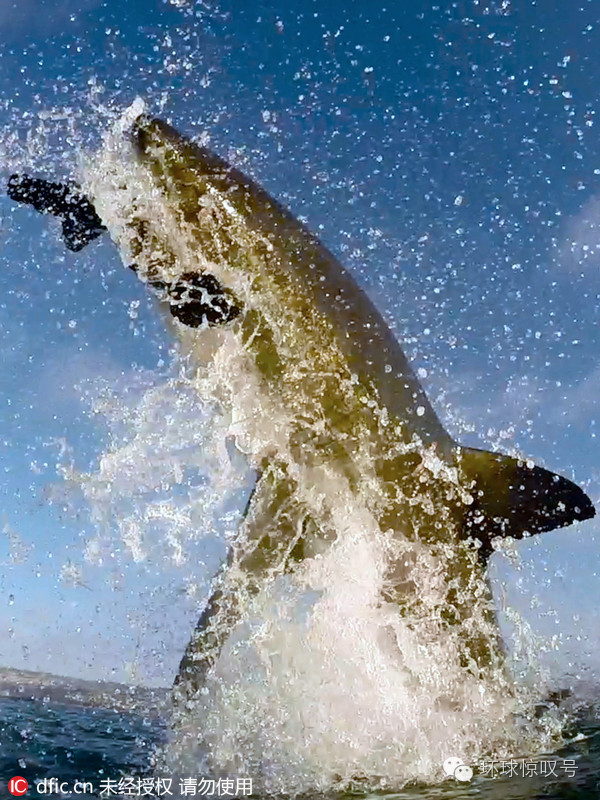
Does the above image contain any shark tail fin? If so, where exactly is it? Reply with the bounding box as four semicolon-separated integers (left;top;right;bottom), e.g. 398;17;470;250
458;446;595;561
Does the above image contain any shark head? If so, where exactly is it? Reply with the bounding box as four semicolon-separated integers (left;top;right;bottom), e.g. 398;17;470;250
124;115;294;329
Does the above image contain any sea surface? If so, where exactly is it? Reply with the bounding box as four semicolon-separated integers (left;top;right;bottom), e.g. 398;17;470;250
1;693;600;800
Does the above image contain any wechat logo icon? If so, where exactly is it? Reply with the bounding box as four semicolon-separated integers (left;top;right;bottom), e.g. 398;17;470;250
443;756;474;782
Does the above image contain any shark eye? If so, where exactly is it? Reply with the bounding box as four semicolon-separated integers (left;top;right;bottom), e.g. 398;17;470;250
167;271;241;328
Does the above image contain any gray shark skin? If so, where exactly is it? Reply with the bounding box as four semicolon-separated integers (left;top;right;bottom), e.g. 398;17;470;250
8;115;595;702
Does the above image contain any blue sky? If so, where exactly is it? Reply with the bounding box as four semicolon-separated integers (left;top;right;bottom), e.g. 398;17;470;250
0;0;599;687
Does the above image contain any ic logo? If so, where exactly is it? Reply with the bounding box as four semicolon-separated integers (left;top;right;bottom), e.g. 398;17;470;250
8;776;29;796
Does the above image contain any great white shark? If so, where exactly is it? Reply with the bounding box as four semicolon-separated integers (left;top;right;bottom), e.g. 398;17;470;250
8;113;595;702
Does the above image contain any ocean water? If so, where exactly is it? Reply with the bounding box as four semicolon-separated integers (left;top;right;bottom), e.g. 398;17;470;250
0;696;164;799
1;695;600;799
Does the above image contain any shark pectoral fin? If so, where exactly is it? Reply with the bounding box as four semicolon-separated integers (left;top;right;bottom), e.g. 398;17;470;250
173;463;309;701
459;446;595;560
174;575;241;699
